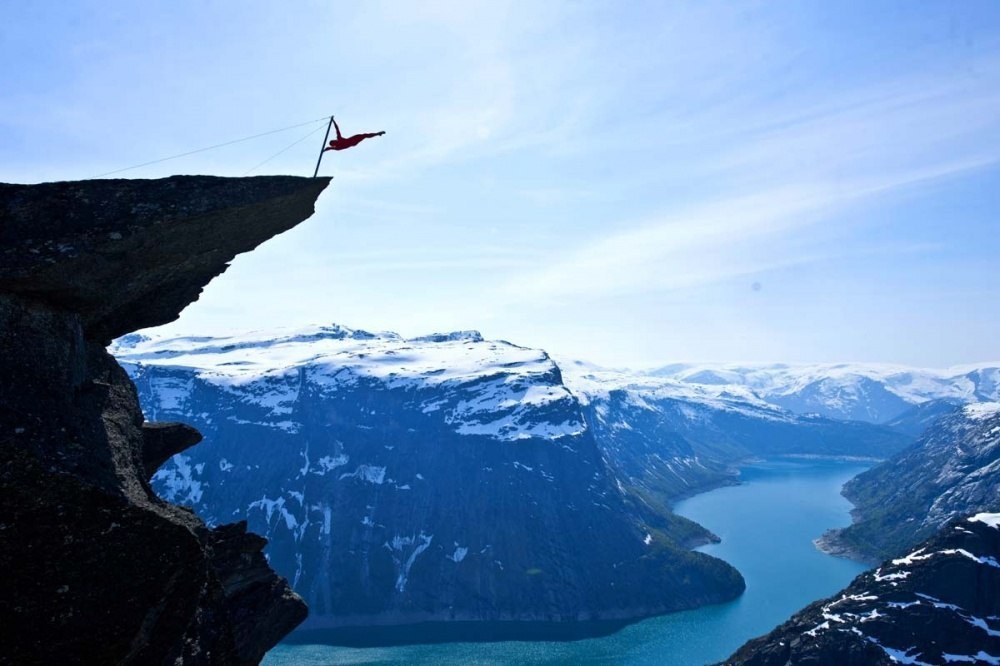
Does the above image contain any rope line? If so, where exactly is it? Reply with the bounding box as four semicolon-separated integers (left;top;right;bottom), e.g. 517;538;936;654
92;115;331;178
242;123;328;176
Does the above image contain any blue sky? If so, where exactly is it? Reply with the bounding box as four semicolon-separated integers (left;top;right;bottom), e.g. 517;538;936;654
3;1;999;367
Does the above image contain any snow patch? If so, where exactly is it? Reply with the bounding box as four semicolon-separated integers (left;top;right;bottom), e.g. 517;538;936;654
964;402;1000;420
339;465;386;485
969;512;1000;529
152;454;203;505
943;653;1000;665
384;532;434;593
315;454;349;474
873;567;910;582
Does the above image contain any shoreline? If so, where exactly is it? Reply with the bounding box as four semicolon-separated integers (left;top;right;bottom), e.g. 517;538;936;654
680;455;880;568
283;619;634;647
812;529;878;565
666;465;744;505
768;453;886;463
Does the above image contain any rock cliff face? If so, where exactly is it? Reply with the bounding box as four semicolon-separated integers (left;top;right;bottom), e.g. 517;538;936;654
111;325;746;634
0;176;329;664
820;403;1000;562
723;513;1000;665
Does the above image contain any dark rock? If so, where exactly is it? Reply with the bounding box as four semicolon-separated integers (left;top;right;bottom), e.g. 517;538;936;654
723;514;1000;665
0;176;330;344
208;522;307;664
0;176;329;664
142;421;204;477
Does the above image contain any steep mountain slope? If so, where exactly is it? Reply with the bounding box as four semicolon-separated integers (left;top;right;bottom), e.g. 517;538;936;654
114;326;745;631
884;398;964;437
820;403;1000;562
114;325;910;633
559;361;911;506
652;363;1000;424
724;513;1000;666
0;177;327;665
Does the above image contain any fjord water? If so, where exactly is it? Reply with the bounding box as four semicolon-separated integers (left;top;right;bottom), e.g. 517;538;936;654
265;458;870;665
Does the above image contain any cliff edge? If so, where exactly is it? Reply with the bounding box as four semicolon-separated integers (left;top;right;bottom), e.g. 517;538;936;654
0;176;330;664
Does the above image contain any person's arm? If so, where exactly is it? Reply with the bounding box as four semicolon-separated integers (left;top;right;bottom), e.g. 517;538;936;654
333;117;343;140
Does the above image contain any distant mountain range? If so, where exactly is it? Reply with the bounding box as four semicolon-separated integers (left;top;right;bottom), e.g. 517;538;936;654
112;324;912;631
652;362;1000;424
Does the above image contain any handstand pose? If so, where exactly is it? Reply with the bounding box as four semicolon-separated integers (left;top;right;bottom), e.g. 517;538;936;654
323;117;385;152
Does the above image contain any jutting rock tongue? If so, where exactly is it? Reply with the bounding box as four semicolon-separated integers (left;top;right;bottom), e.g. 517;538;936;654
0;176;330;343
0;176;330;664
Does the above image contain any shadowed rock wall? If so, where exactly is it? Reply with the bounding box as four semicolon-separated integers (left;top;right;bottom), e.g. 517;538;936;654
0;176;329;664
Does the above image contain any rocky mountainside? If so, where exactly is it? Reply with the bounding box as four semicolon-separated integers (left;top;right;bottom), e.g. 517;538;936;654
114;326;745;633
112;324;908;633
558;360;909;506
652;362;1000;425
884;398;964;437
0;176;328;664
723;513;1000;665
820;403;1000;563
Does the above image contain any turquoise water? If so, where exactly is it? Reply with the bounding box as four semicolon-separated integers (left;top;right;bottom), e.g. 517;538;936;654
264;458;870;665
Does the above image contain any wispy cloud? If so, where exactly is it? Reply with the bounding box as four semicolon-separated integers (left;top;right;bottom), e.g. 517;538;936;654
480;39;1000;305
495;155;997;302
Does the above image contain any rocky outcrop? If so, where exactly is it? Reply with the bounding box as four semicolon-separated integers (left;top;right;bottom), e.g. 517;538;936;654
722;513;1000;665
0;176;328;344
821;403;1000;563
141;421;204;477
0;176;329;664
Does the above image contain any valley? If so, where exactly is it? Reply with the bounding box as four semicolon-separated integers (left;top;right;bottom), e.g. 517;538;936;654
262;458;871;664
112;323;1000;662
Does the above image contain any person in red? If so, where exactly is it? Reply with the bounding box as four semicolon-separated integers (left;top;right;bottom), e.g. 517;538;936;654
323;117;385;151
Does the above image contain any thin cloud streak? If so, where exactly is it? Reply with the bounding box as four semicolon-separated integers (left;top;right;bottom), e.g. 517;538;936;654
495;156;997;303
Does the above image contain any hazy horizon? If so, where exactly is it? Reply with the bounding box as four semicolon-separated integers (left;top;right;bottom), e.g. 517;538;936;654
4;1;999;367
121;320;1000;375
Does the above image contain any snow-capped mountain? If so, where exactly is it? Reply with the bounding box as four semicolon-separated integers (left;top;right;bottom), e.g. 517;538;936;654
113;325;746;630
820;402;1000;562
651;362;1000;424
558;360;909;502
116;324;583;443
112;324;909;630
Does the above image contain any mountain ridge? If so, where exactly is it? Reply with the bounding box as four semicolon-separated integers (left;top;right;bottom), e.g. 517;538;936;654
117;328;1000;429
651;361;1000;424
